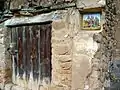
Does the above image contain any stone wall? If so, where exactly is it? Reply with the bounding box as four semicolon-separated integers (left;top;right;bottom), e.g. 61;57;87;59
51;8;105;90
0;0;107;90
105;0;120;89
0;10;105;90
9;0;106;9
10;0;74;9
51;10;73;90
0;9;105;90
0;27;12;89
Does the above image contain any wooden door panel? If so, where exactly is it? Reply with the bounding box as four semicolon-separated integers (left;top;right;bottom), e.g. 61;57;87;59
11;23;52;87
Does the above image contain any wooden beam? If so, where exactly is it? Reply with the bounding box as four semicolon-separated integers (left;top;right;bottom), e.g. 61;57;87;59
6;21;52;27
0;18;9;24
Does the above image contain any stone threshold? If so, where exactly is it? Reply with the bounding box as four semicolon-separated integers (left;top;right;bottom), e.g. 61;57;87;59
1;83;31;90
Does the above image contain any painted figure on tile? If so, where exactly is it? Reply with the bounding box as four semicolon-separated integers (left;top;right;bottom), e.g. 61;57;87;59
83;13;101;30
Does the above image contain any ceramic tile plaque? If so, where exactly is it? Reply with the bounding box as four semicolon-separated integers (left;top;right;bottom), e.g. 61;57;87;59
82;13;101;30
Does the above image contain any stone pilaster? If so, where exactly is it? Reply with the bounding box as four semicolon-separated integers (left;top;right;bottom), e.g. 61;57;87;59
0;27;12;89
51;13;72;90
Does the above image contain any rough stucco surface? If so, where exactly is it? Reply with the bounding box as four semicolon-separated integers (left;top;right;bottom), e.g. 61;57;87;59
67;9;103;90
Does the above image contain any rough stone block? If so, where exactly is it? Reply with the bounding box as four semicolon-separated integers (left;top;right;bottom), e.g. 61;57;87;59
53;45;71;55
5;83;14;90
58;56;72;63
60;62;72;70
52;55;72;63
52;29;71;42
52;20;66;30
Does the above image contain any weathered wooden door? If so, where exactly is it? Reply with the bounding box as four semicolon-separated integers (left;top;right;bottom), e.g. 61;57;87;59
10;23;52;89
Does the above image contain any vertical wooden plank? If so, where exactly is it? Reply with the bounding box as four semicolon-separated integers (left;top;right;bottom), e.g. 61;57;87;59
49;24;52;80
21;26;27;82
38;25;41;85
31;25;35;76
40;25;46;80
22;26;26;80
31;25;38;80
46;24;52;80
11;28;16;83
12;28;17;72
29;26;33;76
15;27;19;80
34;25;39;80
40;24;52;84
44;24;51;83
28;26;34;89
44;25;48;77
18;27;24;78
25;26;31;80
